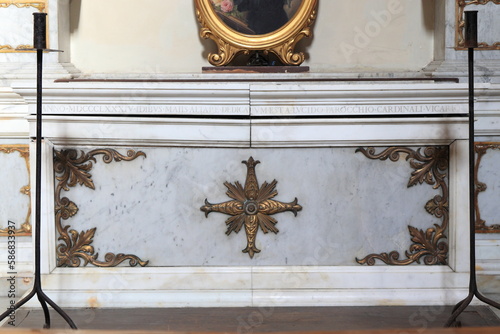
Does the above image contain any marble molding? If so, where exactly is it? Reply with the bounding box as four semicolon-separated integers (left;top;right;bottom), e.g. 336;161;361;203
12;81;471;118
54;146;447;267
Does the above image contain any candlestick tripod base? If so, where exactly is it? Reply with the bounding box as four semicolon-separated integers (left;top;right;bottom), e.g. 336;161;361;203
0;13;77;330
0;284;77;329
445;289;500;327
444;11;500;327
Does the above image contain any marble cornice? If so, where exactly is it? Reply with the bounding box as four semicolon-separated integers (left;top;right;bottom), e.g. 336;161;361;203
9;81;480;117
31;116;466;148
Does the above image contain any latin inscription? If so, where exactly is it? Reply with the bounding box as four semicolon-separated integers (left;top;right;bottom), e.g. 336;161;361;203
254;104;467;115
42;105;248;115
42;104;466;116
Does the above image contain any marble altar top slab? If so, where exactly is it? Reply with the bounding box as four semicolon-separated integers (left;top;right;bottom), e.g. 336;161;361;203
10;80;482;117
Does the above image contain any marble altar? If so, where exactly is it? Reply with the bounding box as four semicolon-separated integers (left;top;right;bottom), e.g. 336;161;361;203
1;0;500;310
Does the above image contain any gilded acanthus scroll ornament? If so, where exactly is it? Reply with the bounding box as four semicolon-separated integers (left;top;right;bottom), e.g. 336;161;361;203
0;145;31;236
201;157;302;258
54;148;149;267
474;143;500;233
356;147;449;266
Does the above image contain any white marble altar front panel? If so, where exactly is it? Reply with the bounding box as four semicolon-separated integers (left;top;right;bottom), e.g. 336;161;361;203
54;146;445;267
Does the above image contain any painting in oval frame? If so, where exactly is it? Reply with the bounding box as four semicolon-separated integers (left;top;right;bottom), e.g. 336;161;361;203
195;0;318;66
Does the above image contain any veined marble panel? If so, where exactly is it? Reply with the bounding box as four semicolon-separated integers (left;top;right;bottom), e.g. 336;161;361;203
54;146;445;267
0;144;30;235
475;142;500;232
0;1;46;53
455;0;500;50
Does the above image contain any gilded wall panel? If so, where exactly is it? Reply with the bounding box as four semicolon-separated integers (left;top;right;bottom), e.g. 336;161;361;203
456;0;500;50
475;142;500;233
0;0;47;52
0;145;31;236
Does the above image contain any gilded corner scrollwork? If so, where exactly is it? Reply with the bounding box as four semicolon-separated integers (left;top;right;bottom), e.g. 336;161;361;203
0;1;47;52
356;147;449;266
54;148;149;267
475;143;500;233
0;145;31;236
456;0;500;50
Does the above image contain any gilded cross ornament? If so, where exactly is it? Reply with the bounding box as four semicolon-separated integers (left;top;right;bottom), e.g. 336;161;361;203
201;157;302;258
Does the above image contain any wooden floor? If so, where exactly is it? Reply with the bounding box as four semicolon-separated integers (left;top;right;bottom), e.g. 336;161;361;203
3;306;500;332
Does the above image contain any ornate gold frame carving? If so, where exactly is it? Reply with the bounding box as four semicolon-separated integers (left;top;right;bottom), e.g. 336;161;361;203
456;0;500;50
54;148;149;267
0;0;47;52
201;157;302;258
356;147;449;266
475;142;500;233
0;145;31;236
195;0;318;66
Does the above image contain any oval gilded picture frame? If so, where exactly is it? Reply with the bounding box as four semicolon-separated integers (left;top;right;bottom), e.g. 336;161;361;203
195;0;318;66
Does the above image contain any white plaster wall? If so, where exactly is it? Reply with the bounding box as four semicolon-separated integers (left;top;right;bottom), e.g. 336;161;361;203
69;0;435;74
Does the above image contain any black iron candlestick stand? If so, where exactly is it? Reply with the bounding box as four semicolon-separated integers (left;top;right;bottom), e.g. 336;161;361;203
0;13;77;329
444;11;500;327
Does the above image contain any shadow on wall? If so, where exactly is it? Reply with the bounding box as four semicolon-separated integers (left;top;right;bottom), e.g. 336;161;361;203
70;0;82;34
422;0;435;32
